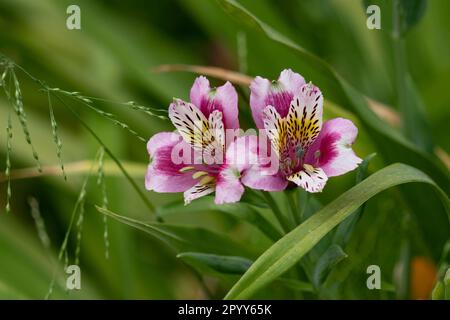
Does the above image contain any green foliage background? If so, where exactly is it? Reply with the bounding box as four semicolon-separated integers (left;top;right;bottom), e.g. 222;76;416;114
0;0;448;299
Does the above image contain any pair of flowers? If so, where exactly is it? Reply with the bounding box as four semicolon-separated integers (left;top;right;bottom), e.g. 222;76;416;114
145;69;362;204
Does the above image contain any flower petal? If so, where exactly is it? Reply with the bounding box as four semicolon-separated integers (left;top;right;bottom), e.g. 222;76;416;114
184;183;215;205
215;167;245;204
190;76;239;129
241;167;288;191
189;76;210;108
213;81;239;129
169;99;224;164
229;134;288;191
278;69;306;96
250;69;305;129
288;165;328;193
305;118;362;177
286;83;323;150
249;76;271;129
145;132;197;192
225;135;259;172
262;105;287;158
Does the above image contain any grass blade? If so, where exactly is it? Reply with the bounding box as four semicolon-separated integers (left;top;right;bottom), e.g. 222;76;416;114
98;206;255;258
225;163;449;299
332;153;376;246
156;196;282;242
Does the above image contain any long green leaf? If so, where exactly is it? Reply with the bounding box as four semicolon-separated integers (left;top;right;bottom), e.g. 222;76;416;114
312;244;348;289
225;163;449;299
177;252;253;275
157;197;282;242
332;153;376;246
97;207;254;258
177;252;313;293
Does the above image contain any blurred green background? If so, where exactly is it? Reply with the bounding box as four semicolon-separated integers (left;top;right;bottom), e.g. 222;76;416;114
0;0;448;299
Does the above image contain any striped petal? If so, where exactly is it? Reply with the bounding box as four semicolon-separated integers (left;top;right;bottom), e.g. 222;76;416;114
169;99;224;163
262;105;287;158
286;83;323;150
287;164;328;193
184;182;215;205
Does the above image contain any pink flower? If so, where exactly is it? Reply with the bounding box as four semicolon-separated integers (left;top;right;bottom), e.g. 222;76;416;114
145;76;255;204
249;69;362;193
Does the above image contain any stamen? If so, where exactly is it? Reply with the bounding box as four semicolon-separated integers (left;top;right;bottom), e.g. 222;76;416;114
179;166;195;173
192;171;208;179
303;163;314;172
199;175;215;186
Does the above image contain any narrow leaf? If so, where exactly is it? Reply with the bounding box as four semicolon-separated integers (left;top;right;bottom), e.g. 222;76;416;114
156;196;282;242
98;206;254;258
332;153;376;246
177;252;252;275
178;252;313;293
312;245;348;289
225;163;449;299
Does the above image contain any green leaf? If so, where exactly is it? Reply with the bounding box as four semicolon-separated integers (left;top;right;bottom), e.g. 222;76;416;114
97;207;254;258
312;245;348;289
156;196;282;242
432;281;444;300
177;252;253;275
392;0;433;152
398;0;427;35
240;189;269;208
225;163;449;299
332;153;376;246
177;252;313;293
275;278;314;293
394;237;411;299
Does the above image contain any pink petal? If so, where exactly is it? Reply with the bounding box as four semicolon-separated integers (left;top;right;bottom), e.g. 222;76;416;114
145;132;197;192
278;69;306;96
229;135;288;191
241;167;288;191
249;76;271;129
305;118;362;177
215;166;245;204
250;69;305;129
189;76;210;108
225;135;259;172
189;76;239;129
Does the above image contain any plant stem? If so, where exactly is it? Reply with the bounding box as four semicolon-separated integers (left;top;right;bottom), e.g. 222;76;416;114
261;191;291;233
297;189;309;223
285;189;300;226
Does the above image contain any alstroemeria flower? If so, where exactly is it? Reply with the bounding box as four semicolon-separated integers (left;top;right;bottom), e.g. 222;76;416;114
249;69;362;193
145;76;254;204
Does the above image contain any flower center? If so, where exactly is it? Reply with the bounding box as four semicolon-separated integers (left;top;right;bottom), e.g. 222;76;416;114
279;141;308;176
